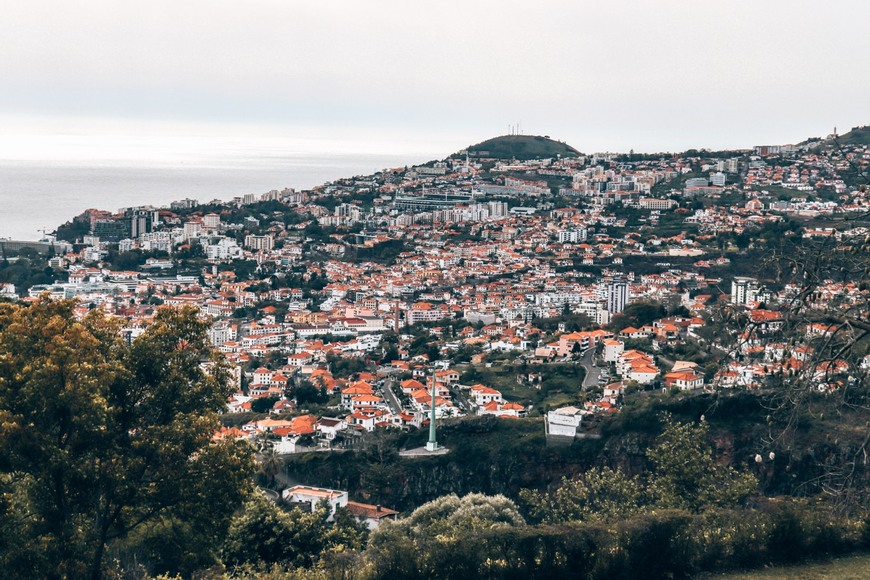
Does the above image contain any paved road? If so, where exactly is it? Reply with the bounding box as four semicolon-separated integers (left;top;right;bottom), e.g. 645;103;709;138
579;349;604;388
657;352;675;370
380;378;403;414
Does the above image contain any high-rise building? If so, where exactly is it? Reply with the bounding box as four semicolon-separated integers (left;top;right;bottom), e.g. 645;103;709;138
202;213;221;229
335;203;362;221
183;220;202;241
245;234;274;252
170;198;198;210
731;277;760;305
607;278;629;314
726;158;740;174
130;210;155;239
487;201;508;218
685;177;710;188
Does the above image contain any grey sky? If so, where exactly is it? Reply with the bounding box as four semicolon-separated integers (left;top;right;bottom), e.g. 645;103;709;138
2;0;868;154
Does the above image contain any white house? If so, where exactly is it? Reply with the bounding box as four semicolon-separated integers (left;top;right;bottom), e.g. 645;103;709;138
469;384;503;406
345;501;399;530
282;486;348;520
603;339;625;363
547;407;585;437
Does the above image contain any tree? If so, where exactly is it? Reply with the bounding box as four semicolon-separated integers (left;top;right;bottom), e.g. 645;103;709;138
0;299;254;579
520;467;644;524
367;493;525;578
712;202;870;511
607;302;667;332
293;381;328;405
371;493;525;543
647;414;757;512
251;395;280;413
222;491;367;571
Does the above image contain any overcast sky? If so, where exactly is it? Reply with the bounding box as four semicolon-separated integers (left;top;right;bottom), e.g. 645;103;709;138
2;0;868;155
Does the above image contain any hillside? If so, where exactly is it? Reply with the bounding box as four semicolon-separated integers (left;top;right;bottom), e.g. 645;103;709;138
464;134;581;160
837;125;870;145
800;125;870;149
282;391;870;512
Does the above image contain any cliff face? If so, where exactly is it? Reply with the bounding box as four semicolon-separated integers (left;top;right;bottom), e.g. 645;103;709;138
284;393;870;512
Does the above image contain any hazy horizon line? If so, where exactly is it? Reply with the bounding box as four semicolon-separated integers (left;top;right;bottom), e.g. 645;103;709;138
0;112;855;162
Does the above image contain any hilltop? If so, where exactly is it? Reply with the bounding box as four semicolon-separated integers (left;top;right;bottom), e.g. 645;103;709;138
800;125;870;149
837;125;870;146
463;134;581;160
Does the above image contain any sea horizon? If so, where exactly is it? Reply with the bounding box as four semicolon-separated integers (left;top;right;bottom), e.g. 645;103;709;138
0;124;452;240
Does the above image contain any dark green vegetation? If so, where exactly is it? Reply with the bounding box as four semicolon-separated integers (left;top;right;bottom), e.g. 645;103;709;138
222;492;367;571
287;416;597;511
284;389;870;512
364;501;867;580
0;300;254;579
274;404;870;579
0;252;67;293
460;361;586;409
835;125;870;146
465;134;581;160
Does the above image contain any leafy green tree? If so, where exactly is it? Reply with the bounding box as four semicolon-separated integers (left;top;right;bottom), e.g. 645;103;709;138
647;414;757;512
222;491;367;571
251;395;280;413
292;380;328;405
0;299;254;579
367;493;525;578
371;493;525;542
520;467;644;524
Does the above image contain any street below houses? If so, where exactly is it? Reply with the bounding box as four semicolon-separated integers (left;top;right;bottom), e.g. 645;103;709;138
657;353;676;370
380;378;403;414
579;348;603;388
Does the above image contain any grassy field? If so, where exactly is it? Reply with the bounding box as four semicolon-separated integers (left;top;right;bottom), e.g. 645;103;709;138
705;554;870;579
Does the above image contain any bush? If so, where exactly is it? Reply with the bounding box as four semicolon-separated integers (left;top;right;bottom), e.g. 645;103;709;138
363;502;864;579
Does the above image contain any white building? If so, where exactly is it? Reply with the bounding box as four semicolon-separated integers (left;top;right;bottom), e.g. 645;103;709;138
558;228;588;243
183;220;202;241
603;339;625;363
607;279;629;314
547;407;585;437
205;238;243;260
202;213;221;229
245;234;275;252
731;277;760;306
281;486;348;520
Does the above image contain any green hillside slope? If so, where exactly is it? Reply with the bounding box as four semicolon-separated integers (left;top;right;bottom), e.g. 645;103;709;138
465;134;581;160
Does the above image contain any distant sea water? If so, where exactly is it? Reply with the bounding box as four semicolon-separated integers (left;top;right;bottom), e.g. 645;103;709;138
0;151;439;240
0;123;456;240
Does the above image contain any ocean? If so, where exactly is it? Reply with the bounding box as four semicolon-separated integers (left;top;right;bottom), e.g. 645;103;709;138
0;127;451;240
0;153;440;241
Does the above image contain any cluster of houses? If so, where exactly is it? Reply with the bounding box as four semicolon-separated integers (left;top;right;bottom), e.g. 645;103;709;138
11;130;867;515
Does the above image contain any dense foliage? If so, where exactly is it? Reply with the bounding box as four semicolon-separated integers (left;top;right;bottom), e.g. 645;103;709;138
0;300;254;579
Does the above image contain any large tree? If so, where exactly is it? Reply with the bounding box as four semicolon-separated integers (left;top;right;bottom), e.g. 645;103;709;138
0;299;254;579
647;414;757;512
